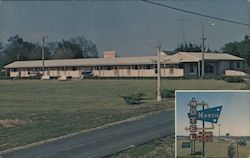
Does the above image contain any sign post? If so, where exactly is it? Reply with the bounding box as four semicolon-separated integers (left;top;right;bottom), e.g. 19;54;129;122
186;98;222;158
202;101;205;158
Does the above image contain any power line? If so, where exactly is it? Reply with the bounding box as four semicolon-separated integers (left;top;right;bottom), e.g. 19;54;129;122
142;0;250;27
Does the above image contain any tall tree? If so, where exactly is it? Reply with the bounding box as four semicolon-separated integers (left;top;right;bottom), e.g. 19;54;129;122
70;36;98;58
3;35;38;63
222;35;250;66
53;36;98;59
175;42;202;52
53;48;74;59
0;35;99;70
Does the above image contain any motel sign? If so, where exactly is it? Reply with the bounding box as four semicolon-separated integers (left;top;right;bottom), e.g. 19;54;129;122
186;98;222;156
188;106;222;123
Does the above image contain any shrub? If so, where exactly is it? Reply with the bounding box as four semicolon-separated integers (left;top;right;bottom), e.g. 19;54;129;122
227;144;236;158
223;76;244;83
161;89;175;98
122;92;145;105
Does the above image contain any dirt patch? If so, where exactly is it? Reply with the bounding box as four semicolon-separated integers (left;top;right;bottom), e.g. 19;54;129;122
0;119;32;128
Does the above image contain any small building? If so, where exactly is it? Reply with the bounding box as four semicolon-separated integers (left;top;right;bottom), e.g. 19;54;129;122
4;51;245;79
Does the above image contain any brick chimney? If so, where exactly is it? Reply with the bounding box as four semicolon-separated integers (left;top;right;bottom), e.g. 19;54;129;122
103;50;116;59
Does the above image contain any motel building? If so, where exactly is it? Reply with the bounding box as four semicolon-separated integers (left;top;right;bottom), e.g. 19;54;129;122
4;51;246;79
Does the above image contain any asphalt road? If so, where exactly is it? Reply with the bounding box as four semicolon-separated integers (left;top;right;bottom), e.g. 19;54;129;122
1;110;174;158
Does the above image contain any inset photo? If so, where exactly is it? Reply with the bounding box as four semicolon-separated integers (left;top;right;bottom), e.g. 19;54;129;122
175;90;250;158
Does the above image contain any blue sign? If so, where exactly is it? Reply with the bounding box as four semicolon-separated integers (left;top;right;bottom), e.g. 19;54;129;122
188;106;222;123
182;142;191;148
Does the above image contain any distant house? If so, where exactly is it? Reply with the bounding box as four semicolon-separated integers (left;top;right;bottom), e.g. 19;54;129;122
4;51;245;79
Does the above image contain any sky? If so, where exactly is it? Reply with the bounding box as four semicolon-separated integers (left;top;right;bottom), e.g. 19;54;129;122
176;91;250;136
0;0;249;57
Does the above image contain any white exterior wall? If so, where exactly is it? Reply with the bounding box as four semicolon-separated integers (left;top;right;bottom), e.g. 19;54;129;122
8;67;184;78
225;70;247;76
91;68;183;77
161;68;184;77
10;72;19;77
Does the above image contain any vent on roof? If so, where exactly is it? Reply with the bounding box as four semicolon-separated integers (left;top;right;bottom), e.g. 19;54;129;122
104;50;116;59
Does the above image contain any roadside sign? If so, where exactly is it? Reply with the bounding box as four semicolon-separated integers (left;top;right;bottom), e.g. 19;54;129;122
239;140;247;146
190;125;197;132
190;134;197;140
197;131;213;142
190;98;197;108
198;131;213;135
182;142;191;148
189;118;197;124
188;106;222;123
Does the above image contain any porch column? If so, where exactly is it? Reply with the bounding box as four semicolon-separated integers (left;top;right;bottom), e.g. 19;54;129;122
198;61;201;76
5;69;7;77
138;65;139;77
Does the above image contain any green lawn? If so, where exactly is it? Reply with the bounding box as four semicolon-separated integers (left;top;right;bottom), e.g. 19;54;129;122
0;79;248;151
177;137;250;158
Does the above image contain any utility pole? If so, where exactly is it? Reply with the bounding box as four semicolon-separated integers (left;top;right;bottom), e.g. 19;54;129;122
236;138;239;158
16;54;20;61
201;24;206;77
42;36;45;76
218;124;221;138
156;43;161;102
248;0;250;37
202;100;205;158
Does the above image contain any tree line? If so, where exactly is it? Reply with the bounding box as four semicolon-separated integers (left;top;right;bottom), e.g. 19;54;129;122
1;34;250;71
0;35;99;70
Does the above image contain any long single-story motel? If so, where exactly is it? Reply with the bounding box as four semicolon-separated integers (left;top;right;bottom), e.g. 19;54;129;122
4;51;246;79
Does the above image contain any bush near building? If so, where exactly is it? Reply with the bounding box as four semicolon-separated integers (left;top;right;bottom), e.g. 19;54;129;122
161;89;175;98
223;76;244;83
122;92;146;105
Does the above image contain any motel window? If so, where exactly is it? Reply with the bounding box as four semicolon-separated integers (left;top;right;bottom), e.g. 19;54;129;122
205;64;214;73
145;65;151;69
178;63;183;68
155;69;158;74
230;62;235;70
134;65;139;70
12;68;17;72
35;68;42;71
72;67;77;71
59;67;64;71
190;64;194;73
170;67;174;74
236;62;241;68
107;66;113;70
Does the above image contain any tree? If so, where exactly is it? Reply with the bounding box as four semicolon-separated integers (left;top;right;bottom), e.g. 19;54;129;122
53;36;98;59
2;35;39;64
53;47;74;59
227;144;236;158
175;42;202;52
0;42;3;52
226;133;230;137
222;35;250;66
0;35;99;71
